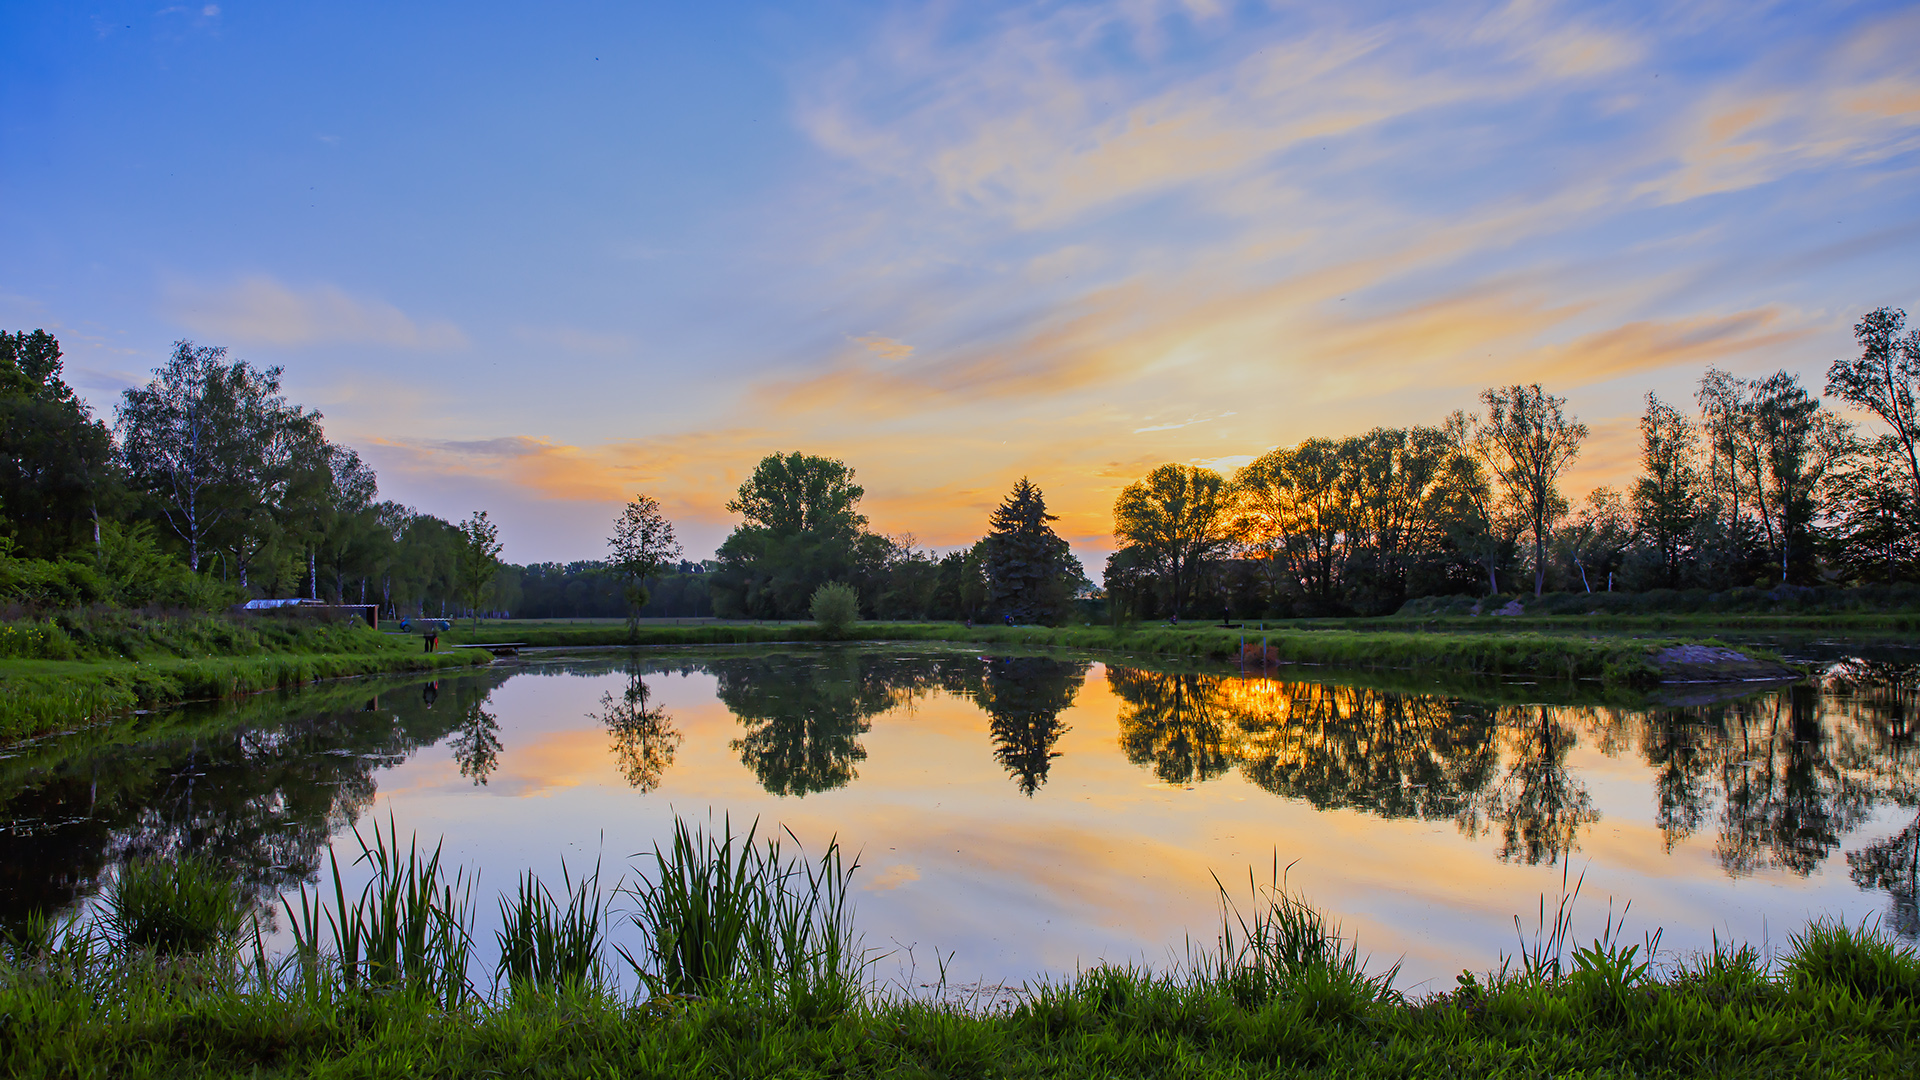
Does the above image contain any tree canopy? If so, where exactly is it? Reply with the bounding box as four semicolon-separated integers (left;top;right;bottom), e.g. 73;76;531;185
0;330;115;560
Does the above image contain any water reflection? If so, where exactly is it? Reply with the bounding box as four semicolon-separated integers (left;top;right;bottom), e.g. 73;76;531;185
594;661;681;793
448;687;504;786
976;657;1087;796
1102;662;1920;880
715;652;928;797
5;648;1920;942
0;672;512;926
1850;810;1920;937
1466;708;1596;866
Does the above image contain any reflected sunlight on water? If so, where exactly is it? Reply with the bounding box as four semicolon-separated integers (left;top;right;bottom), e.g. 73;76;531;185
3;646;1916;992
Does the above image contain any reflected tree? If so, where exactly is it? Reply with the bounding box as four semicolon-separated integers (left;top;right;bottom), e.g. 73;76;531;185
1465;707;1597;865
0;672;510;925
447;697;503;786
596;662;681;793
1235;682;1500;822
1109;668;1240;785
1712;686;1869;877
1849;810;1920;938
1640;711;1716;852
977;657;1088;796
717;652;911;796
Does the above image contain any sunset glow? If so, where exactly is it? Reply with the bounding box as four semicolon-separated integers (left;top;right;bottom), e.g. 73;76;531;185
5;2;1916;563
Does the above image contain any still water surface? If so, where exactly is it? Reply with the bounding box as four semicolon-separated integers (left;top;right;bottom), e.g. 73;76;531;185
4;645;1917;992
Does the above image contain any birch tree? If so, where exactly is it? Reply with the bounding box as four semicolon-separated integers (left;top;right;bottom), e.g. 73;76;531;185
1465;384;1588;597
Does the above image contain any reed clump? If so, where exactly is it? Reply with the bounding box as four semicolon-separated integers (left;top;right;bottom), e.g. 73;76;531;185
619;814;865;1018
496;860;609;998
102;855;251;958
283;813;478;1009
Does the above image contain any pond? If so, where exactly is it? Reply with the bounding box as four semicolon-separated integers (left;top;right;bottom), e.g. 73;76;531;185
3;644;1917;994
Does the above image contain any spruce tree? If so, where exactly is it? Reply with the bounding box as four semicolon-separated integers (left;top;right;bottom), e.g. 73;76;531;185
983;478;1080;625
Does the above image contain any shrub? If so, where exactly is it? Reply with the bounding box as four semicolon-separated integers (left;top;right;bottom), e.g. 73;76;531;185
809;583;860;638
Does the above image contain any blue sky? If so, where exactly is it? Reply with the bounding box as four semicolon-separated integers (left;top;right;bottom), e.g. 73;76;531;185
4;1;1917;564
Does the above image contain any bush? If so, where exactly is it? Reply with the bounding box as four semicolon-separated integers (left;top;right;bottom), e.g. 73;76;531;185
809;582;860;638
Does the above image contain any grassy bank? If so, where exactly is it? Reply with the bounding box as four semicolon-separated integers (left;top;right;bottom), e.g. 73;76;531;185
0;611;489;745
4;817;1914;1078
453;619;1758;687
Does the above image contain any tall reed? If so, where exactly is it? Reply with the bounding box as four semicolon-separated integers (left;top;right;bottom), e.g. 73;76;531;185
284;813;476;1007
1201;857;1399;1017
618;814;866;1015
496;859;609;997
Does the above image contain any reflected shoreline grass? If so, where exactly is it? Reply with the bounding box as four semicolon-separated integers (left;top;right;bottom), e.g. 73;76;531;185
3;816;1915;1078
0;646;488;747
459;619;1802;689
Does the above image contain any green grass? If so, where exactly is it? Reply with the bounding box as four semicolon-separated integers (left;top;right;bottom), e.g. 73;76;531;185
3;822;1915;1078
0;647;488;745
0;611;493;745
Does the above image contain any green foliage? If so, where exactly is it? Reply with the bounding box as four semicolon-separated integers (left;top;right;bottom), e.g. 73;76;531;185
608;493;682;635
0;329;117;561
3;836;1918;1077
102;856;249;957
0;612;488;743
1112;463;1232;617
0;539;110;608
283;814;477;1007
712;453;886;620
1204;861;1399;1019
809;581;859;636
455;510;504;626
1466;383;1589;597
1633;391;1704;588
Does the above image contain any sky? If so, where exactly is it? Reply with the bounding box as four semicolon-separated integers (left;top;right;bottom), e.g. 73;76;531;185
3;0;1918;566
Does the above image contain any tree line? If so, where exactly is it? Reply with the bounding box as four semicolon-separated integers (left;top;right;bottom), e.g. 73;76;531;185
0;333;504;617
1104;306;1920;618
14;304;1917;623
611;455;1092;626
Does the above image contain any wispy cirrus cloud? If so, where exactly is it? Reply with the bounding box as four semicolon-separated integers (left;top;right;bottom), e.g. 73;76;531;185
164;275;467;349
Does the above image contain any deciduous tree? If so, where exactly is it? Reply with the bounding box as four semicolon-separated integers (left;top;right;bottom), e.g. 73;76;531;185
608;494;682;636
1631;392;1701;588
1828;307;1920;514
456;510;504;626
1113;464;1231;618
0;330;115;559
1465;384;1588;597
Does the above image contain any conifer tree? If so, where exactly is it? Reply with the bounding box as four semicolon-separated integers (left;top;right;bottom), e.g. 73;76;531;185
983;477;1081;625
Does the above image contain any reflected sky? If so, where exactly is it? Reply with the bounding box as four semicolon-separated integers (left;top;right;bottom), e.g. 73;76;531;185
3;646;1917;993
